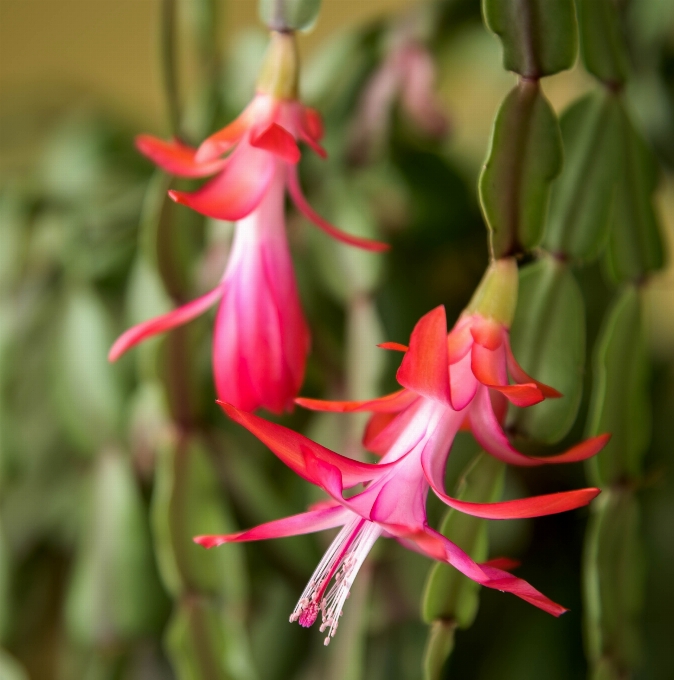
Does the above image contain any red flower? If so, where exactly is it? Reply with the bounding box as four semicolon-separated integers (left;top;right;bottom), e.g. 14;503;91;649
195;260;609;643
109;33;388;413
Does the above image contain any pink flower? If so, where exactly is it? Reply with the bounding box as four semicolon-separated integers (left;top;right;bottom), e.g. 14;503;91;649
195;260;609;643
109;33;388;413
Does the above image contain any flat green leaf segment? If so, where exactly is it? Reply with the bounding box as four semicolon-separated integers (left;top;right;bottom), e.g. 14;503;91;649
65;450;166;646
604;108;665;283
585;287;650;487
482;0;578;77
583;490;644;676
576;0;629;85
508;257;585;445
479;81;562;258
259;0;322;31
421;454;505;680
544;91;622;261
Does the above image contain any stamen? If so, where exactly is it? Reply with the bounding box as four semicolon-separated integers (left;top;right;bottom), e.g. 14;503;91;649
290;517;381;645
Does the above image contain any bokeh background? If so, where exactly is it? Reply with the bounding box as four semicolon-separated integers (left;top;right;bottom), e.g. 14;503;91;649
1;1;673;679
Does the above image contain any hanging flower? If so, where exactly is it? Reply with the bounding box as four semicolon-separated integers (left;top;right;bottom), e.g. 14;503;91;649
195;259;609;644
109;32;388;413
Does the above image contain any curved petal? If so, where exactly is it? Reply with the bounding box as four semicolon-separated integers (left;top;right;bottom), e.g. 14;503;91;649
362;412;397;455
218;402;395;488
298;107;327;158
296;389;417;414
470;317;504;350
194;505;350;548
449;351;478;411
109;282;225;361
136;135;226;178
422;439;600;517
250;123;301;164
469;387;610;467
195;109;253;163
286;166;390;252
404;528;567;616
506;343;562;399
397;306;452;406
169;145;275;221
447;319;473;364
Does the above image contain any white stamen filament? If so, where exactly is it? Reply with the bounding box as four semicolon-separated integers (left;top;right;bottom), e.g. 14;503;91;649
289;517;382;645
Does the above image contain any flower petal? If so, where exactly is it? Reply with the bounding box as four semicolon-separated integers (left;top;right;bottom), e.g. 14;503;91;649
397;306;453;406
169;145;275;221
470;317;504;350
136;135;226;177
218;401;393;488
422;440;600;517
250;123;301;164
506;343;562;398
449;351;479;411
377;342;409;352
469;387;610;466
286;165;390;252
195;109;252;163
296;388;417;414
194;505;350;548
362;412;397;455
405;528;568;616
108;282;226;362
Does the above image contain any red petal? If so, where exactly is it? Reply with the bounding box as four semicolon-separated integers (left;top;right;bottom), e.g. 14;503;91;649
397;306;452;406
195;111;252;163
194;505;349;548
471;343;507;386
136;135;225;178
447;322;473;364
469;387;610;467
449;351;479;410
169;145;275;221
286;166;390;252
470;317;504;350
296;388;417;414
362;412;397;455
108;282;225;362
483;557;520;571
250;123;301;164
303;107;324;141
490;384;545;407
378;342;409;352
406;528;567;616
218;401;391;488
506;342;562;399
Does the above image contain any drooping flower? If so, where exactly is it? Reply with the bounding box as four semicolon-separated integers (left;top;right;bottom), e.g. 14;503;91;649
349;24;448;163
195;258;609;644
109;32;388;413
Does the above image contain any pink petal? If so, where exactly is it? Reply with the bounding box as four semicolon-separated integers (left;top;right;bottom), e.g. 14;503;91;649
285;166;390;252
449;351;479;411
447;321;473;364
405;528;567;616
397;306;452;406
362;412;397;455
469;387;610;467
298;107;327;158
506;342;562;398
195;110;252;163
194;504;349;548
422;439;600;517
377;342;409;352
250;123;301;164
136;135;226;178
108;282;225;362
218;401;392;488
169;145;275;221
296;388;417;414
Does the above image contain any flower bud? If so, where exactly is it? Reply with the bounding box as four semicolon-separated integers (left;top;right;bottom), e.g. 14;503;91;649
256;31;300;100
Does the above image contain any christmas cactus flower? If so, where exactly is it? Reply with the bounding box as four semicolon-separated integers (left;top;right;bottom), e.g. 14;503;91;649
195;258;609;644
109;31;388;414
